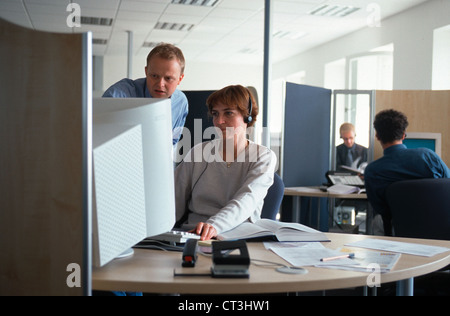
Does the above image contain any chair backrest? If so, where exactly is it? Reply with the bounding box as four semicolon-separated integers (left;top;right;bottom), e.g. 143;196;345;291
261;173;285;220
385;178;450;240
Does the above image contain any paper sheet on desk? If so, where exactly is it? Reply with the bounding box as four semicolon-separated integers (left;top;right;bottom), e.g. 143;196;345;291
265;243;359;268
346;239;450;257
326;248;401;273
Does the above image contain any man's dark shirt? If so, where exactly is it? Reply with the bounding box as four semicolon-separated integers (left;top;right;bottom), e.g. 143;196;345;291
336;143;368;169
364;144;450;221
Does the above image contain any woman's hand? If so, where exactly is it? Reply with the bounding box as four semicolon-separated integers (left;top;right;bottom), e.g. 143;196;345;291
191;222;218;241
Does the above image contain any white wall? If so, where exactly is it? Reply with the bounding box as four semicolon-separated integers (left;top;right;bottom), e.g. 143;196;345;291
102;55;263;98
100;0;450;94
274;0;450;90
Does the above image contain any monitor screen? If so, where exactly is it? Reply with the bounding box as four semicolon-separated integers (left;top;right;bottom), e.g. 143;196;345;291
403;132;442;157
403;139;436;152
93;98;176;238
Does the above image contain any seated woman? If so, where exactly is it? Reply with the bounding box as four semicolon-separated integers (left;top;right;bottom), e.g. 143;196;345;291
175;85;277;241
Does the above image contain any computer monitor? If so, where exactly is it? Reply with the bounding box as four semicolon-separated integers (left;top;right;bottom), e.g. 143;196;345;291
92;123;148;267
92;98;176;266
403;132;442;157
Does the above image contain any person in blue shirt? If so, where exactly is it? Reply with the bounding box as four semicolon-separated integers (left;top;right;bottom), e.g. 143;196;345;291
101;43;188;297
364;109;450;235
103;43;189;146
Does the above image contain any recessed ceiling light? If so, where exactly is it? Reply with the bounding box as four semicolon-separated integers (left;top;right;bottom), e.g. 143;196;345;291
155;22;194;32
309;5;360;18
273;30;308;40
143;42;160;48
171;0;219;7
239;48;262;55
81;16;113;26
93;39;108;45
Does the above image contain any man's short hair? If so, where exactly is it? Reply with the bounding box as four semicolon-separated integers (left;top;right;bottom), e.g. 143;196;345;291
374;109;409;144
340;123;355;136
146;43;186;75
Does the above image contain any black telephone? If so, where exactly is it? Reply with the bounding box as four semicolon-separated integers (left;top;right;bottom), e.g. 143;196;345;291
326;171;365;187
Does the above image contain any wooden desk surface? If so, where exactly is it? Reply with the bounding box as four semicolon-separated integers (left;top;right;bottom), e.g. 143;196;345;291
92;233;450;295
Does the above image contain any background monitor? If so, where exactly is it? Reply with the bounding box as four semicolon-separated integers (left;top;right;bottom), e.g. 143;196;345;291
93;98;176;263
403;132;442;157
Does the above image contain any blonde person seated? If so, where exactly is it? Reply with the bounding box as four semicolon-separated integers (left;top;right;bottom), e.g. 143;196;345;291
175;85;277;241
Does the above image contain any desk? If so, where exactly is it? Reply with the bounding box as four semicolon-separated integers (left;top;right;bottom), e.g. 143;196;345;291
284;187;373;234
92;233;450;296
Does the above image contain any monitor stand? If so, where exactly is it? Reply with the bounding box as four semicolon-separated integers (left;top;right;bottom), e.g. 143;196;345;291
116;248;134;259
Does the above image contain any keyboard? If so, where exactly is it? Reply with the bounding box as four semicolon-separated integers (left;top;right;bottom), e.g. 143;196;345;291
341;176;365;186
148;231;201;243
328;174;365;187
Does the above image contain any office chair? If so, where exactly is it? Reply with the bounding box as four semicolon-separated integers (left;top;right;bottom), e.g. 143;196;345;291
261;173;285;220
385;178;450;240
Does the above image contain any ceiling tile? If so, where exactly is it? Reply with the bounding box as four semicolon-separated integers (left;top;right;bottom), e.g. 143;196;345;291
0;0;431;65
119;0;168;13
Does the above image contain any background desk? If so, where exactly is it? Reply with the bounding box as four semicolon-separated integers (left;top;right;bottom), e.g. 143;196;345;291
284;187;373;234
92;234;450;296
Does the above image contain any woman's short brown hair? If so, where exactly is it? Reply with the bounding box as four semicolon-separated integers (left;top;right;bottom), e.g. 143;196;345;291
206;85;259;127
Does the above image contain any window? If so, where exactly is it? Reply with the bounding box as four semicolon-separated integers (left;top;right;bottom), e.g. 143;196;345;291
432;25;450;90
348;44;393;90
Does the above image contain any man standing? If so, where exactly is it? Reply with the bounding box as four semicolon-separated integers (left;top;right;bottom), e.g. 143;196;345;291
364;109;450;235
103;43;188;146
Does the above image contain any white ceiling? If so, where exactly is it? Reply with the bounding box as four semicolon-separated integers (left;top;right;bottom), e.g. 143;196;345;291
0;0;428;65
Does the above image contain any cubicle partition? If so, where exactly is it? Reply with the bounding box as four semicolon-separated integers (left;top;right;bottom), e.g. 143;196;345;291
281;83;332;229
0;19;92;295
177;90;216;163
375;90;450;166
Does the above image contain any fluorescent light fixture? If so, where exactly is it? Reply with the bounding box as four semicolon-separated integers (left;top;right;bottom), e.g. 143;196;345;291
142;42;160;48
171;0;219;7
81;16;113;26
273;30;307;40
309;5;360;17
239;48;262;55
155;22;194;32
93;39;108;45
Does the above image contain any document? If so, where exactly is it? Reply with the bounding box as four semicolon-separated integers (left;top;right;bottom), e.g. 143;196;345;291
265;242;400;272
327;183;363;195
217;219;330;242
266;242;358;268
345;239;450;257
330;247;401;273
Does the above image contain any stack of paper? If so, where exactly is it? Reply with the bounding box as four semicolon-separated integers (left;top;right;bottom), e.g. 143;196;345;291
265;242;401;273
327;184;362;195
265;243;359;269
345;239;450;257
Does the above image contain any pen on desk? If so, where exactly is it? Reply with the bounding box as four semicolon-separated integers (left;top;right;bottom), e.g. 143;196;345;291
320;253;355;262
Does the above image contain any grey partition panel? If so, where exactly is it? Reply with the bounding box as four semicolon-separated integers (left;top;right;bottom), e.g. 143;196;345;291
177;90;216;162
282;83;332;187
281;83;331;229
